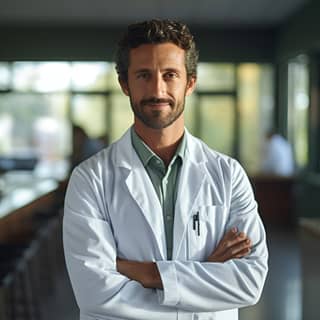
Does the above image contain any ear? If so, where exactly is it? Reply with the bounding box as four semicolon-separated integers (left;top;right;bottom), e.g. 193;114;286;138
119;77;130;96
186;76;196;96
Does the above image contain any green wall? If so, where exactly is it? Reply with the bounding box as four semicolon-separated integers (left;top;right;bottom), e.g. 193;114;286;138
0;25;275;62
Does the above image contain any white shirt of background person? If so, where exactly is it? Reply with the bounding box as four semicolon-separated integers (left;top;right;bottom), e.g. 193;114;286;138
261;133;295;177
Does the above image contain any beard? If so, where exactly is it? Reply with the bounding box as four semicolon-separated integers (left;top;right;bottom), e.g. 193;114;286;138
129;95;186;130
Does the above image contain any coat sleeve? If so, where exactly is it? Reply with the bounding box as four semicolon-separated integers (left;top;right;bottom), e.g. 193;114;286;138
63;166;177;320
156;159;268;312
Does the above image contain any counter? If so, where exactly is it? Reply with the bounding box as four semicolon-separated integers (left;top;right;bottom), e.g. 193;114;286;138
250;175;294;225
299;218;320;238
0;173;58;219
0;171;61;243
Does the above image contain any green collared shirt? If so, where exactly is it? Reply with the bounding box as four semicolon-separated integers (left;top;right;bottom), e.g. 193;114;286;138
131;128;186;260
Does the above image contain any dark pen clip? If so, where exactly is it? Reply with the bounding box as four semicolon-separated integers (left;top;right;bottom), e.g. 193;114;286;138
193;212;200;236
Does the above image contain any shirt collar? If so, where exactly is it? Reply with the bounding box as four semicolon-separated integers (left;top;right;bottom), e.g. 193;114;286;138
131;127;186;167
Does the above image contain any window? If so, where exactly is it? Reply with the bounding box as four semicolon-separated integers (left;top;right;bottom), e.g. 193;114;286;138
186;63;274;174
238;64;274;173
288;55;309;168
197;63;235;91
71;62;110;91
0;61;274;177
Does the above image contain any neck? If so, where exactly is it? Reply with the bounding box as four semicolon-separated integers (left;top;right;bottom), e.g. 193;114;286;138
134;117;184;166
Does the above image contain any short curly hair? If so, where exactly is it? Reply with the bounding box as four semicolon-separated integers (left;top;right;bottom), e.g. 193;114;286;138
115;19;199;82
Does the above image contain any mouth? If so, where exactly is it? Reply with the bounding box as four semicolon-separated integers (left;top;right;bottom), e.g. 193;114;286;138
141;98;173;109
148;102;171;109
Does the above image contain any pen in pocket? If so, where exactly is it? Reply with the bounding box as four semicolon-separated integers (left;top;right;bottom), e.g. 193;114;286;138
193;212;200;236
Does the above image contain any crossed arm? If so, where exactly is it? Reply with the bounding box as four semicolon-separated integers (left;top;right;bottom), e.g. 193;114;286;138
117;227;252;289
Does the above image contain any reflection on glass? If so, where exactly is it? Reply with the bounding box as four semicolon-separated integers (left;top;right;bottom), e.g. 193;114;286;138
197;63;235;91
288;55;309;167
110;94;132;142
0;114;12;154
238;64;274;174
71;62;110;91
71;94;108;138
0;63;10;90
199;95;235;155
0;93;70;159
13;62;71;92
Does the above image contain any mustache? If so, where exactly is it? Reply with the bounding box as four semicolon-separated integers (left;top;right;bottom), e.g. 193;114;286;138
140;97;174;107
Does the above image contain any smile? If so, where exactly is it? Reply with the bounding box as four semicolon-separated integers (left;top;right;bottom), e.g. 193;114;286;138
148;102;170;108
141;98;173;108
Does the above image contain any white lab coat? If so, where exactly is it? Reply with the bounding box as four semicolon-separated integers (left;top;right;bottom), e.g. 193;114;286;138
63;128;268;320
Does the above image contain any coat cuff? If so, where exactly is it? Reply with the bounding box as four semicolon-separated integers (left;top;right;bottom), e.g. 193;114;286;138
156;261;180;306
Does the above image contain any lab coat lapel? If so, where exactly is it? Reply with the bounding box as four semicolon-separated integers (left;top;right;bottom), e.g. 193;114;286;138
173;133;207;258
115;129;167;259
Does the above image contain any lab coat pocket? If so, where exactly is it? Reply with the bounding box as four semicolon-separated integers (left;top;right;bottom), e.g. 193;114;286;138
187;205;227;261
193;312;216;320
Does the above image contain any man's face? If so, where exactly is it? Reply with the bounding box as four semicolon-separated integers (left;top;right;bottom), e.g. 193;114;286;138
120;43;196;130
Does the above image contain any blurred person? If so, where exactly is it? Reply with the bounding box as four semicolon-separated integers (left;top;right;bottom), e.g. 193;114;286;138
261;129;295;177
63;19;268;320
71;125;105;168
97;133;109;147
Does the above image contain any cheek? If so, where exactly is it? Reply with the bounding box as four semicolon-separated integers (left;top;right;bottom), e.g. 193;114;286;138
126;85;141;102
127;81;145;97
173;83;189;99
127;89;145;103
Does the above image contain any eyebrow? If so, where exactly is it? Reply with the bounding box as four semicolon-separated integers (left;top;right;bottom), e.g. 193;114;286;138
134;68;180;74
134;69;150;74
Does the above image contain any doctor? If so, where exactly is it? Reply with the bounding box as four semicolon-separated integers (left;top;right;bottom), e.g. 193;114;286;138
63;19;268;320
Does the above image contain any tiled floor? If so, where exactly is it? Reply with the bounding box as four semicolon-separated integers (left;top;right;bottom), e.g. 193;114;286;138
47;225;305;320
45;266;79;320
240;225;302;320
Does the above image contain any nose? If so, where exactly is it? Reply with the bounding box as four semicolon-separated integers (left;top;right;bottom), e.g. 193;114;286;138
149;73;166;97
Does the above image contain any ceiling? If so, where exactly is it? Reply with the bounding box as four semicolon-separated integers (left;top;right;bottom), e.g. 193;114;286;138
0;0;309;27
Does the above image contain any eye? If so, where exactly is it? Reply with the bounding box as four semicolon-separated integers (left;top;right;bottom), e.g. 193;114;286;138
164;71;178;80
136;72;150;80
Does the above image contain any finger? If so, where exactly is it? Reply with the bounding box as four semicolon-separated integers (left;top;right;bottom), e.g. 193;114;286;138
228;238;251;256
220;228;239;246
222;231;249;250
220;240;251;261
209;228;237;256
223;227;238;239
233;247;251;259
208;229;251;262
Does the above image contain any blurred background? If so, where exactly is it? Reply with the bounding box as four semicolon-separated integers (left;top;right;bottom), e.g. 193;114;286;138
0;0;319;319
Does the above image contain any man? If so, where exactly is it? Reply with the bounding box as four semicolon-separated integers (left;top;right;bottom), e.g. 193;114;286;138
71;125;106;169
261;130;295;176
63;19;268;320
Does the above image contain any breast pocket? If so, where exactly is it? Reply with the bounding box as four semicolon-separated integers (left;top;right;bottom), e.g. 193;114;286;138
187;205;227;261
193;313;216;320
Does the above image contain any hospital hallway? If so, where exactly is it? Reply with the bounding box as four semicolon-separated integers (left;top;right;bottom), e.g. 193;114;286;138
239;225;302;320
46;225;308;320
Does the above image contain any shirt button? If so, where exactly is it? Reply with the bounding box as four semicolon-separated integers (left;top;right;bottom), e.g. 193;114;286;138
166;215;172;221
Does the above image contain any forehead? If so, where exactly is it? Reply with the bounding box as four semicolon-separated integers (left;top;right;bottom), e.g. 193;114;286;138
128;43;186;70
